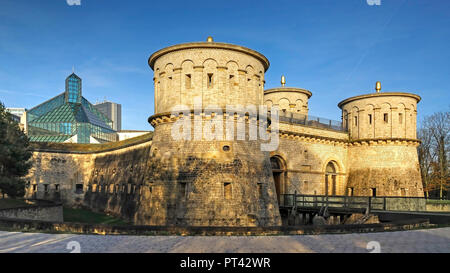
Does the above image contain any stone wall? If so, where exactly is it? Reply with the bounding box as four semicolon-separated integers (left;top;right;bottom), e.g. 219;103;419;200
347;142;424;197
131;114;281;226
426;202;450;212
338;93;420;140
150;43;268;113
273;133;348;197
264;87;311;115
25;152;92;206
0;204;63;222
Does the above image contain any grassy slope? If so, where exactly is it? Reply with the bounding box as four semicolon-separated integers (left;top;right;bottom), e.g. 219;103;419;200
0;198;31;209
63;207;128;226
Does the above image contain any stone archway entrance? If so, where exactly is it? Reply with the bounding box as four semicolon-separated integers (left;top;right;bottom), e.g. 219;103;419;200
325;162;338;196
270;156;286;204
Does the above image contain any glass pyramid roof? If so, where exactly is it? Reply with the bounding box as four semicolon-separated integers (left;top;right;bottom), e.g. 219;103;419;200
29;97;112;130
26;73;117;143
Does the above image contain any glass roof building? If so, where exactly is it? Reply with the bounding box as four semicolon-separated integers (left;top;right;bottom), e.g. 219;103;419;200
27;73;117;143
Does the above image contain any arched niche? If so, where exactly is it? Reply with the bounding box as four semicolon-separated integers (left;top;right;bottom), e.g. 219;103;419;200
324;161;339;196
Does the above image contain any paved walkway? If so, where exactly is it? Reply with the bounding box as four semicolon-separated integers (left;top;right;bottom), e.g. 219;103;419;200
0;227;449;253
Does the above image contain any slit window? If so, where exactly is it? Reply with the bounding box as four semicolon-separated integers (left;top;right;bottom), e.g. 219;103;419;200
258;183;263;198
55;184;60;192
207;73;213;88
179;182;187;199
224;183;232;200
384;113;388;123
185;74;191;89
368;114;372;125
399;113;403;124
354;116;358;126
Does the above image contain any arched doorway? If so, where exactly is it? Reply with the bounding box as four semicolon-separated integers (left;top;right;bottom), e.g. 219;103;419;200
325;162;338;196
270;156;286;203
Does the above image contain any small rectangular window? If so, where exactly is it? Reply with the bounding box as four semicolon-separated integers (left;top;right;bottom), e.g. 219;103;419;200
371;188;377;197
368;114;372;125
399;113;403;124
44;184;49;193
179;182;187;199
55;184;60;192
185;74;191;89
384;113;388;123
75;184;83;194
207;73;213;88
354;116;358;126
33;184;37;192
224;183;232;200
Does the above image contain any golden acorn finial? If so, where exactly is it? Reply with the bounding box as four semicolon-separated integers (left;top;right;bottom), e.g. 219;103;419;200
281;75;286;87
207;36;214;42
375;81;381;93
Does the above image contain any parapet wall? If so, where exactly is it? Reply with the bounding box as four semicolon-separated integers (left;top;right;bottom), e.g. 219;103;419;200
0;203;63;223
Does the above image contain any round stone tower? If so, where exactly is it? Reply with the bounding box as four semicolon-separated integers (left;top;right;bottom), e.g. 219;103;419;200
138;37;282;227
338;82;424;197
263;76;312;115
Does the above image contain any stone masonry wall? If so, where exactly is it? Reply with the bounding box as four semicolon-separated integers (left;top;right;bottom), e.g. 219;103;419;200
0;205;63;222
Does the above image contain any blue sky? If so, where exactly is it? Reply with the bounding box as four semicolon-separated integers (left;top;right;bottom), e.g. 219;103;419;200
0;0;449;130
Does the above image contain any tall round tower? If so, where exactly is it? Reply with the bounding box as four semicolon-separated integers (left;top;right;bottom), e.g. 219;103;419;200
338;82;424;197
138;37;281;227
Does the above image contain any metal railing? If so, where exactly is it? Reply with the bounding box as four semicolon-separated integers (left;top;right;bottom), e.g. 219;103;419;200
277;111;346;132
280;194;428;212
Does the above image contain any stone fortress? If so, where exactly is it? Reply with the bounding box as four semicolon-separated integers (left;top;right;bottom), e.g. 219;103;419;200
24;37;424;227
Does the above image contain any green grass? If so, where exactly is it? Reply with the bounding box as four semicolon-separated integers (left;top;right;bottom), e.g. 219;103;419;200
63;207;129;226
0;198;31;209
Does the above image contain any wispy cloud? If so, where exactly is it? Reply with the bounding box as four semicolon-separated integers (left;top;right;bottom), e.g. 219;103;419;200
0;89;48;98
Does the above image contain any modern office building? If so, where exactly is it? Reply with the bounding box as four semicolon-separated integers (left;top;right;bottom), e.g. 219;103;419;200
94;101;122;131
6;108;27;132
26;73;117;143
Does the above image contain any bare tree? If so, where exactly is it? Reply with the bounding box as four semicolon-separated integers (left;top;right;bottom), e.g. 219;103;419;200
422;111;450;199
418;127;434;198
